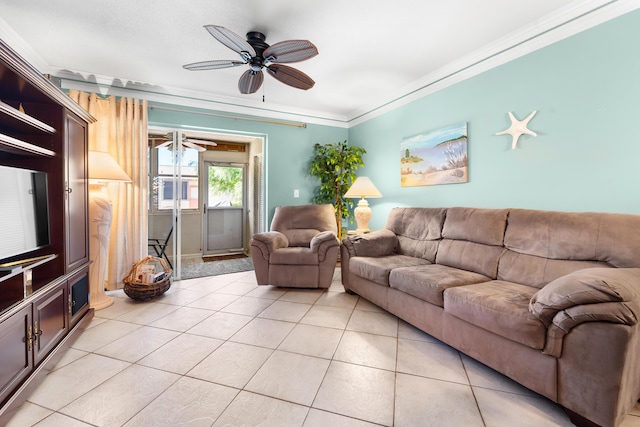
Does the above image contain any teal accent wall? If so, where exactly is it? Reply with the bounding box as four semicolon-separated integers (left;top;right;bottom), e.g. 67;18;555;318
348;9;640;230
148;103;348;223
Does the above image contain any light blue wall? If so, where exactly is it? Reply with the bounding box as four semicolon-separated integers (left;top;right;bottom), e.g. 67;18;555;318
148;103;348;224
348;9;640;230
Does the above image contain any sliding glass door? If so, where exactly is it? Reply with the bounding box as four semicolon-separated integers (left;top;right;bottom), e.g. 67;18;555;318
149;130;200;279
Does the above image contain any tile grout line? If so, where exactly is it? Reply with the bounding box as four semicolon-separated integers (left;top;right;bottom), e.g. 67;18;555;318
459;351;487;427
17;268;574;426
304;292;358;424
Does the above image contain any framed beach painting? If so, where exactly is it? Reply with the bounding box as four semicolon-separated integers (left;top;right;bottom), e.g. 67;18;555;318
400;122;468;187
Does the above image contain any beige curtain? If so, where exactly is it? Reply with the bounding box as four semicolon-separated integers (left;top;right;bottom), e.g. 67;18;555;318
69;90;148;289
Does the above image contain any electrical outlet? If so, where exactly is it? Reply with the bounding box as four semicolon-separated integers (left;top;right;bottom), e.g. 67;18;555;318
294;189;299;198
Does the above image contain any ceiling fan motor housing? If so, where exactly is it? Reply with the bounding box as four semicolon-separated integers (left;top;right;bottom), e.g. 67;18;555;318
246;31;268;49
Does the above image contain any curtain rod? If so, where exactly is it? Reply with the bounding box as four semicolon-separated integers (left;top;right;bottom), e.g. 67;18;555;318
149;105;307;128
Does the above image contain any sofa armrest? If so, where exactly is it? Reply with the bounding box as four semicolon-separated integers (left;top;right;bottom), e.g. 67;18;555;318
543;301;640;357
341;229;398;258
310;231;339;261
250;231;289;261
529;268;640;357
530;268;640;327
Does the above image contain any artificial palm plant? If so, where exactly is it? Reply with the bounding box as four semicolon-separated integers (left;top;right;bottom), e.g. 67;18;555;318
309;140;366;239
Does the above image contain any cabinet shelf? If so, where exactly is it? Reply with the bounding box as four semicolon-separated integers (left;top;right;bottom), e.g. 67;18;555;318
0;254;57;278
0;100;56;134
0;254;58;316
0;132;55;156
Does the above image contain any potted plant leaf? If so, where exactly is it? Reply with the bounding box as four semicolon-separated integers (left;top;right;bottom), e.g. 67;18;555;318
309;140;366;239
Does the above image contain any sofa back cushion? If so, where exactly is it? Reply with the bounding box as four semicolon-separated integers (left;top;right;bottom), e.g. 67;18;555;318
498;209;640;288
442;207;508;246
385;207;446;262
436;207;509;278
498;251;609;289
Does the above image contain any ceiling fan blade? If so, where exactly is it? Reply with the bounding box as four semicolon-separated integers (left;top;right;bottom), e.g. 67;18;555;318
184;137;217;146
155;140;172;148
238;69;264;94
183;60;245;71
204;25;256;57
263;40;318;64
266;64;315;90
182;141;207;152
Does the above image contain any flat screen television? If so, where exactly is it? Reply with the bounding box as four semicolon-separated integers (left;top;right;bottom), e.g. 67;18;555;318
0;165;50;267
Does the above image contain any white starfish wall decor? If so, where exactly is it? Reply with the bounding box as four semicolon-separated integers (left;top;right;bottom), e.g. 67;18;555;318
496;111;537;149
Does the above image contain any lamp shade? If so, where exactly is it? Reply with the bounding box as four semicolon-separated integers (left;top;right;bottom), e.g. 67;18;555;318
344;176;382;199
88;151;131;182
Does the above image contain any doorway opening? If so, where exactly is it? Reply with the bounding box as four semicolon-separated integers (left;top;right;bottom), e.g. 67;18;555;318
147;128;264;279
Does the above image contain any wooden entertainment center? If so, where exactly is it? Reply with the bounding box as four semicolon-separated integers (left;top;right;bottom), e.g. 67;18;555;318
0;39;95;423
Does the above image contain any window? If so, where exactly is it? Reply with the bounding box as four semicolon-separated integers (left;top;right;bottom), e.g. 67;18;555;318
150;145;199;211
207;165;244;207
162;180;188;200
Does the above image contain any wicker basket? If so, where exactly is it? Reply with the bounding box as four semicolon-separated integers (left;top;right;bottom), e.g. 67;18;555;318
123;256;172;301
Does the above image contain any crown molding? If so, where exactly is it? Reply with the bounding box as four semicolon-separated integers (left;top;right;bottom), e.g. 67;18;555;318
0;36;94;123
346;0;639;127
0;17;49;72
56;70;350;128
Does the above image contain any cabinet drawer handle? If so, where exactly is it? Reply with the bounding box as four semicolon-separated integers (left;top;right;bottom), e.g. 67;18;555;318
34;321;42;343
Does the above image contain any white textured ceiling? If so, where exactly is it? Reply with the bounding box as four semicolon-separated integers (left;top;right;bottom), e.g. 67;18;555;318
0;0;631;123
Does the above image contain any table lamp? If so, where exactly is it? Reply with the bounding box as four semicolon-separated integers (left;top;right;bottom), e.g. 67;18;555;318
88;151;131;309
344;176;382;233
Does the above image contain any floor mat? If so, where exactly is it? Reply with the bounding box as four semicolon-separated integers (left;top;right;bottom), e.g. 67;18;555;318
202;253;248;262
180;255;254;280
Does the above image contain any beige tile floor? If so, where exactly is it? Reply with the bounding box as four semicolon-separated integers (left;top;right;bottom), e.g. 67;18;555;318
7;269;640;427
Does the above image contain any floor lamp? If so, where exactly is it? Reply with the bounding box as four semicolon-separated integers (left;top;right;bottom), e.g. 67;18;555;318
88;151;131;310
344;176;382;233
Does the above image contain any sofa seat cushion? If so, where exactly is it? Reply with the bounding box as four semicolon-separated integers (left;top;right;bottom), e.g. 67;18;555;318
389;264;491;307
350;255;432;286
444;281;546;350
270;247;318;265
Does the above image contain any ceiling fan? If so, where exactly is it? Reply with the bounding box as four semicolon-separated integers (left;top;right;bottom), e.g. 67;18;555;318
183;25;318;94
150;134;217;152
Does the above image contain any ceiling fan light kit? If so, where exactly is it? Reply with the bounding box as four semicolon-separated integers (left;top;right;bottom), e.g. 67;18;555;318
184;25;318;95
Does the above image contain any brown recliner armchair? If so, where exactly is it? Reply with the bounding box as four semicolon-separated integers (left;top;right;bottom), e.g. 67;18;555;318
250;204;340;288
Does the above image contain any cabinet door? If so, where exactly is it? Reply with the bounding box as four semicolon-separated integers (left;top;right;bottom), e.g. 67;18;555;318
32;283;68;366
68;267;90;328
0;305;32;405
65;111;89;272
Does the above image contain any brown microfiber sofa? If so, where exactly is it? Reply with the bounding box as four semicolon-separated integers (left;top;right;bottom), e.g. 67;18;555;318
340;207;640;427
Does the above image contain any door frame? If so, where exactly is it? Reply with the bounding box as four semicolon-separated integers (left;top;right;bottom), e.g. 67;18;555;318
147;125;266;275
